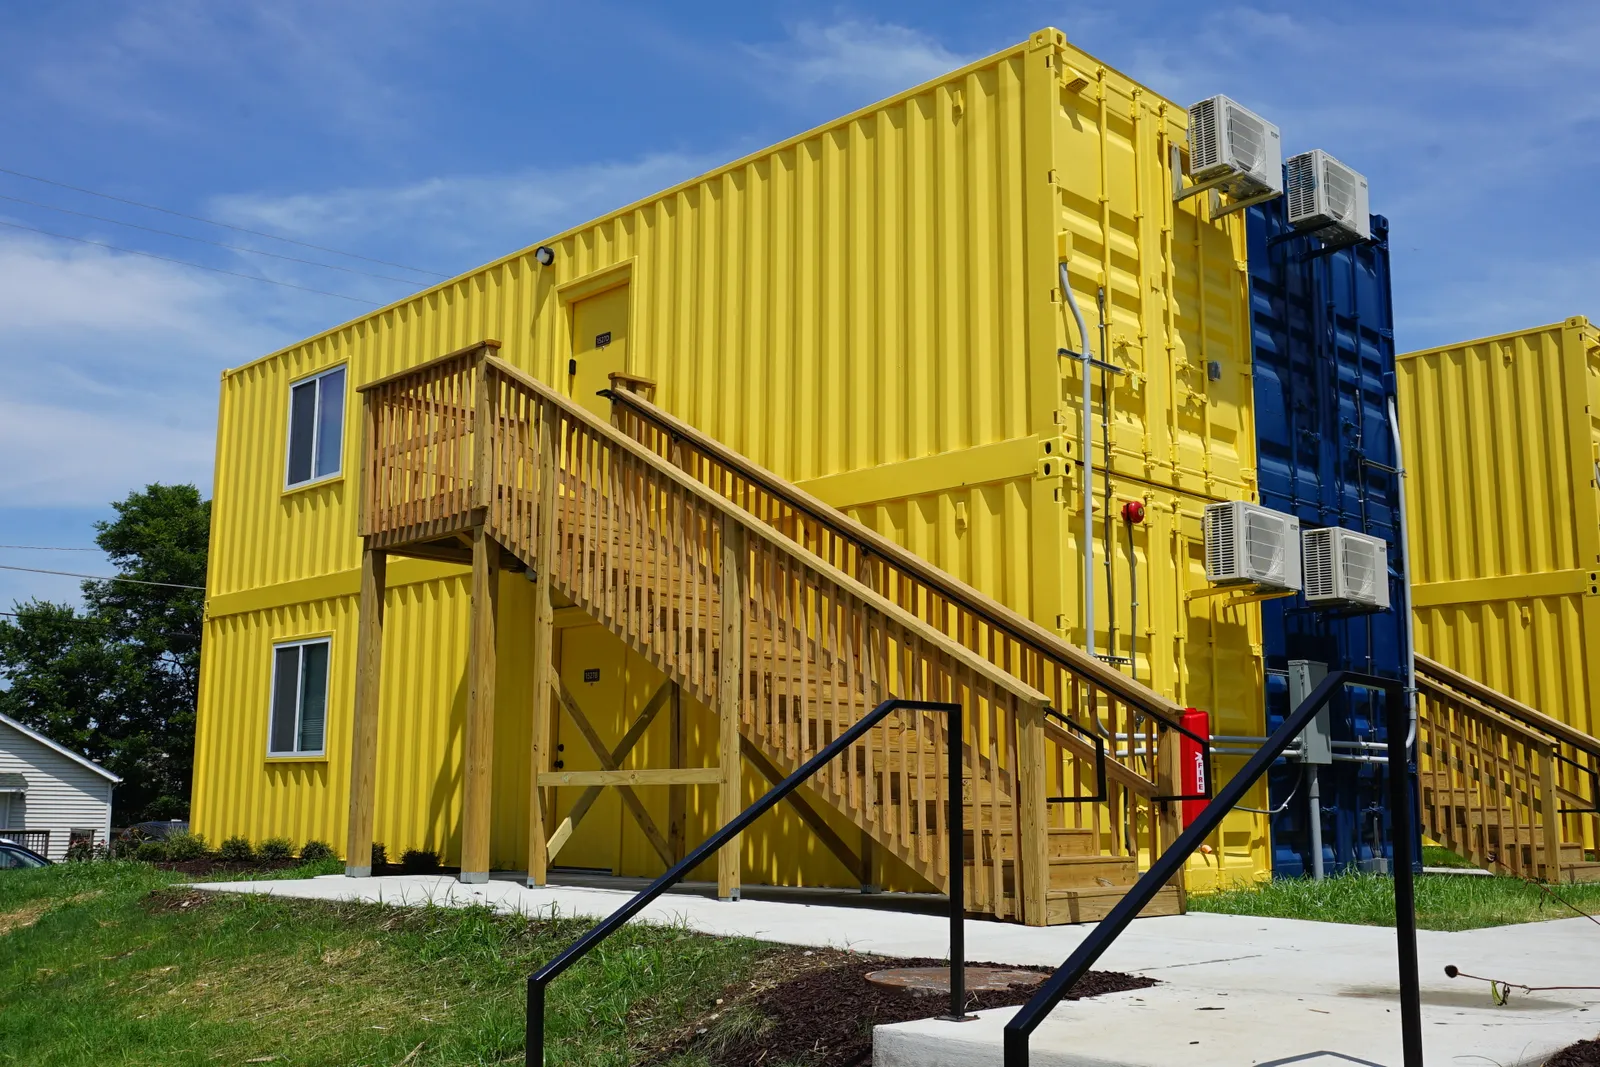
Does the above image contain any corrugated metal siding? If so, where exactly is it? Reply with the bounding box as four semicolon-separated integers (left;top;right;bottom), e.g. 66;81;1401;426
1399;318;1600;739
1248;204;1409;876
198;26;1264;882
1399;320;1600;583
0;724;113;860
209;29;1254;599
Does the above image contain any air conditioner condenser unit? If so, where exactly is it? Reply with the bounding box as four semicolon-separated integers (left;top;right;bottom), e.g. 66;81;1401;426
1187;95;1284;200
1203;501;1301;592
1302;527;1390;610
1285;149;1371;245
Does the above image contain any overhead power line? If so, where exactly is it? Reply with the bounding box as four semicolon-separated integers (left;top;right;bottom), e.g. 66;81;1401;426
0;563;206;591
0;191;427;285
0;545;101;552
0;166;448;277
0;219;380;304
0;610;200;644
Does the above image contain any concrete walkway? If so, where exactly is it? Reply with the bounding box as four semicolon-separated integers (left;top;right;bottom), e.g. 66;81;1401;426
192;874;1600;1066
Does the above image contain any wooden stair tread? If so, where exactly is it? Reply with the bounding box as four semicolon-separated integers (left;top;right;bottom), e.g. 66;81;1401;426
1046;883;1183;924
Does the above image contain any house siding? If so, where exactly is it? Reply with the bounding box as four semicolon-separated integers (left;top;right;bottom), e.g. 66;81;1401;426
0;723;114;860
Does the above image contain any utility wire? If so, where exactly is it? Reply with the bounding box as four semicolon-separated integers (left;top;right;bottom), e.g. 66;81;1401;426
0;166;448;278
0;564;206;591
0;191;427;285
0;545;101;552
0;610;200;644
0;219;379;304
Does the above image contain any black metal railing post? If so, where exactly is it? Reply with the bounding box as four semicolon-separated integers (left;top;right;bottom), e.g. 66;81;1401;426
1386;678;1423;1063
943;696;968;1022
1002;672;1422;1067
526;698;972;1064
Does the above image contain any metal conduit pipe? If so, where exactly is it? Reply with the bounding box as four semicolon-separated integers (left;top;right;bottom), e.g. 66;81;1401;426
1061;261;1096;658
1390;394;1418;752
1098;286;1116;658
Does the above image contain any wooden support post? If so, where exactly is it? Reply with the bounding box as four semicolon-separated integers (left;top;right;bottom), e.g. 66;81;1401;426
668;682;686;862
1017;698;1051;926
717;520;747;901
344;548;386;877
1539;744;1565;882
526;404;559;887
460;525;499;884
859;829;880;894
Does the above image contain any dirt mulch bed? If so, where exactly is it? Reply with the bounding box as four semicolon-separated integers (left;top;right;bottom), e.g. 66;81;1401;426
641;948;1154;1067
1548;1039;1600;1066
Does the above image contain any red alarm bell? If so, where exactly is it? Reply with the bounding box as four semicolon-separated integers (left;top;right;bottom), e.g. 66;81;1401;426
1121;500;1146;524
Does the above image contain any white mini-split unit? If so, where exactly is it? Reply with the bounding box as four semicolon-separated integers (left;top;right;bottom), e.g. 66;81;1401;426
1302;527;1390;610
1187;95;1284;200
1285;149;1371;244
1204;501;1301;592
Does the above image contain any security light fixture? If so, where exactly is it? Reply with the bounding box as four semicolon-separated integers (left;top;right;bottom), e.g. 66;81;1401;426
534;246;555;267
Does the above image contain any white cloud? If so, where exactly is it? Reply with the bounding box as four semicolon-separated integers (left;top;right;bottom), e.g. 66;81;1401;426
210;151;730;266
0;395;215;507
741;19;972;100
0;235;327;508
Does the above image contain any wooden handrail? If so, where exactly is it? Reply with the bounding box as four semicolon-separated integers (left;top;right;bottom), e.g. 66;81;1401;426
487;355;1053;708
604;386;1187;727
356;340;501;394
1418;654;1600;760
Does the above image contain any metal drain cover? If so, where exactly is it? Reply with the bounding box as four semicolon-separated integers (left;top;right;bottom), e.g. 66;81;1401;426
864;967;1045;994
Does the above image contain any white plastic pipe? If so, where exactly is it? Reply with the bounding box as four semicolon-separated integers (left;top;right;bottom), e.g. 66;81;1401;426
1389;395;1417;752
1061;261;1095;657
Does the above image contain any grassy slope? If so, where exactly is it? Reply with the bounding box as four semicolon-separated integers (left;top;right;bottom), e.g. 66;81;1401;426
0;863;771;1066
1190;870;1600;931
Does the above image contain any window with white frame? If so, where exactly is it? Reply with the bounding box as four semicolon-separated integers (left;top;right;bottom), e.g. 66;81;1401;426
285;365;346;487
268;638;331;756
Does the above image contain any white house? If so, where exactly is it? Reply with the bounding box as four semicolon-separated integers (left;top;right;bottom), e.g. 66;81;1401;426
0;712;119;860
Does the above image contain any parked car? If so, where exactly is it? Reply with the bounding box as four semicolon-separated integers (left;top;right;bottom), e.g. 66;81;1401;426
0;839;50;868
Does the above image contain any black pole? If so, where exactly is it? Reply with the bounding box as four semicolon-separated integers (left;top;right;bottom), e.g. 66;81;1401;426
526;977;543;1067
944;699;969;1021
1386;682;1424;1065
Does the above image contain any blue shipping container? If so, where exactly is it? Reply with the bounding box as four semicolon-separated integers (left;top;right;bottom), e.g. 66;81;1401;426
1245;203;1413;877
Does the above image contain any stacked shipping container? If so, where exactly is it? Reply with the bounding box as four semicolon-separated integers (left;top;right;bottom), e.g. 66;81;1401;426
1397;318;1600;740
1246;203;1411;876
193;28;1276;889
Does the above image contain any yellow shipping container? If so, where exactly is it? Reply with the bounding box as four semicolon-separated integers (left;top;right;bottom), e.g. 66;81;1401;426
194;27;1269;889
1397;317;1600;738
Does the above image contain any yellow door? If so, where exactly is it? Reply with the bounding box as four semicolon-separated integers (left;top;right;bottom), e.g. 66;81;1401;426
569;285;629;418
551;625;627;873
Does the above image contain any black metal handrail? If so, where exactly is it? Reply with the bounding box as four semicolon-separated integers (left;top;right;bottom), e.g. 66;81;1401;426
526;698;970;1065
1002;671;1423;1067
603;387;1213;760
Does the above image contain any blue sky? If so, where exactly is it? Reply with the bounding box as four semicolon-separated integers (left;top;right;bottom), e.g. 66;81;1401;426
1;1;1595;609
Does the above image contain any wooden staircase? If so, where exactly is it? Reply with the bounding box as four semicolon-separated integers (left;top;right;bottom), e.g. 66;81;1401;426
1415;656;1600;882
352;341;1196;924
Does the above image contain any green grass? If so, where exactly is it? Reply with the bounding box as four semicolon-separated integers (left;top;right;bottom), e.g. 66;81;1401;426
0;862;772;1066
1420;844;1482;870
1191;869;1600;930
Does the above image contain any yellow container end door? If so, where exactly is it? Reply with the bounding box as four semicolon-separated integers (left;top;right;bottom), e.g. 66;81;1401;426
569;285;629;418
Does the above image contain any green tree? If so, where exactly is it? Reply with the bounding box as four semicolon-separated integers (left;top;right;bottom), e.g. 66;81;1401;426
0;484;209;822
